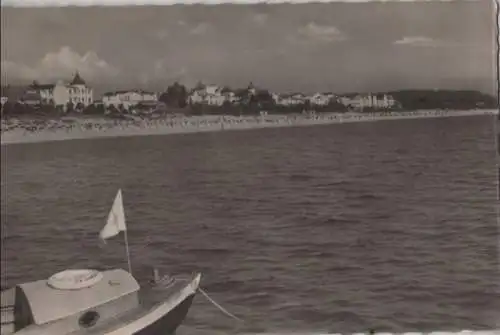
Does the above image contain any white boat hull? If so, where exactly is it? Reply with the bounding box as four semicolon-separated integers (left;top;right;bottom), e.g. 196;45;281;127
1;273;201;335
121;292;196;335
102;273;200;335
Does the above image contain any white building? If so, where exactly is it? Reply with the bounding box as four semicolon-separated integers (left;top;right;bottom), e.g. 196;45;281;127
377;94;397;108
309;92;336;106
222;90;239;104
273;93;307;106
36;81;69;107
67;73;93;106
32;73;93;108
188;85;238;106
102;90;157;110
339;94;396;109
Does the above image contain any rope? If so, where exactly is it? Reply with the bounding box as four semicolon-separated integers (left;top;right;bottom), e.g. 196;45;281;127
198;287;245;323
150;272;244;323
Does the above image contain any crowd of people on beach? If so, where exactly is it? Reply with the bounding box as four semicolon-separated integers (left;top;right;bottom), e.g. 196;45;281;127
0;109;496;144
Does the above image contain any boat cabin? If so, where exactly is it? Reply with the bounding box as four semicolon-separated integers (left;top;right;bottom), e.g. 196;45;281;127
1;269;140;335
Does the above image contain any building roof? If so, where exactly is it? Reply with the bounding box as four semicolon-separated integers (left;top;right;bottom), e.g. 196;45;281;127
103;90;156;97
17;269;139;325
30;83;56;90
70;72;87;86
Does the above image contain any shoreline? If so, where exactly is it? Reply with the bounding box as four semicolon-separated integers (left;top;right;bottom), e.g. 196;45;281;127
1;109;497;146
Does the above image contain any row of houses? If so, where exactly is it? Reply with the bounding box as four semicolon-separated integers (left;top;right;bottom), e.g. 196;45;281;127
338;94;397;109
0;74;159;112
100;90;158;110
188;85;240;106
1;76;398;112
188;83;397;109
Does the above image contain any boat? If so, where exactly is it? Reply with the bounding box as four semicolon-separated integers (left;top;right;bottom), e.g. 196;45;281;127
0;189;201;335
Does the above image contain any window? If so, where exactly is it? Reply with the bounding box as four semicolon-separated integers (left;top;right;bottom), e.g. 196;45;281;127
79;311;100;328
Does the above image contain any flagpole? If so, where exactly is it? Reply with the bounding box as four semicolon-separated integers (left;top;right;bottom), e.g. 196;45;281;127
100;189;133;275
124;228;133;275
120;189;132;275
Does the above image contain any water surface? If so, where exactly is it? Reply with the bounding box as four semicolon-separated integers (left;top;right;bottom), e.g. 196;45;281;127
1;115;498;334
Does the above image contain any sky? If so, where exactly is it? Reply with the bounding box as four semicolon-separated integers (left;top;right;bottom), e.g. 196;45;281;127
0;1;496;96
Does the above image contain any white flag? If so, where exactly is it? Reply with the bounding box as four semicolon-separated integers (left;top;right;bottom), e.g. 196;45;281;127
99;189;127;242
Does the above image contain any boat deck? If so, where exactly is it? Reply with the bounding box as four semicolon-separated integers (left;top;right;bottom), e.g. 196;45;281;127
0;275;195;335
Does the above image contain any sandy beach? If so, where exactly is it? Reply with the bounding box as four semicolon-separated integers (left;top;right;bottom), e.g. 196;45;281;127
1;109;497;146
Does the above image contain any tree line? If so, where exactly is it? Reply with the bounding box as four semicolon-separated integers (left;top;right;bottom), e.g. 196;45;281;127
387;90;497;110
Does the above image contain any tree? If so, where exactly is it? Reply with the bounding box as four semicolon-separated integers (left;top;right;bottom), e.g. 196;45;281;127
39;104;57;115
118;104;127;114
154;102;167;114
1;102;14;117
388;90;496;111
235;88;250;105
255;90;273;103
221;86;232;94
158;92;169;105
160;82;188;108
107;104;118;114
326;99;348;113
178;85;188;108
189;103;204;116
252;89;274;111
66;101;74;114
83;104;105;115
13;103;25;115
194;81;205;91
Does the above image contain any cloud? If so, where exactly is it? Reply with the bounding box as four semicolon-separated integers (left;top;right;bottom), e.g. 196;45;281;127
393;36;456;47
295;22;347;43
146;59;194;85
137;67;191;87
189;22;211;35
252;13;268;26
1;46;119;82
153;29;169;40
